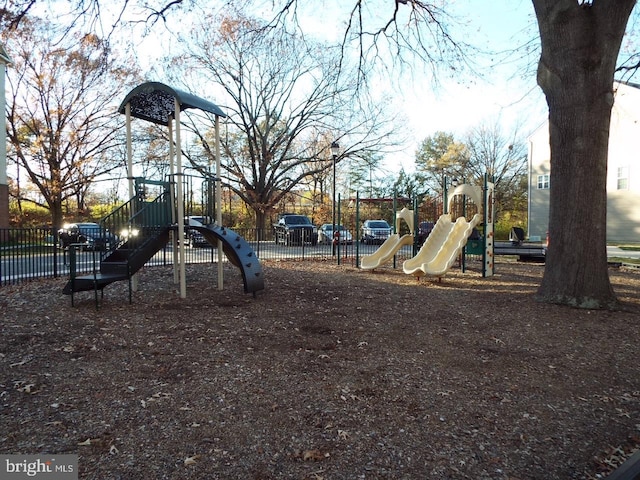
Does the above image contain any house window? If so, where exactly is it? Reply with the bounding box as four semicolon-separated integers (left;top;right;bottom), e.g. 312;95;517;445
617;166;629;190
537;174;550;189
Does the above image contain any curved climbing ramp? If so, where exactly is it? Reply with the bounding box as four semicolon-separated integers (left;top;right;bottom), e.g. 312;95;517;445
193;225;265;296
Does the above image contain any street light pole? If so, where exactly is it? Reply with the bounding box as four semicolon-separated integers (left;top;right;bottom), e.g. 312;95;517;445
330;141;340;249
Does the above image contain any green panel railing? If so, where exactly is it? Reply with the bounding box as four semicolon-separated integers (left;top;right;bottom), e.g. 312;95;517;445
130;193;172;228
100;196;136;255
100;192;172;254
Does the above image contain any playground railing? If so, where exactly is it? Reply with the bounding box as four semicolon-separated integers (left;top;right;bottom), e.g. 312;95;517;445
100;193;172;253
100;196;135;252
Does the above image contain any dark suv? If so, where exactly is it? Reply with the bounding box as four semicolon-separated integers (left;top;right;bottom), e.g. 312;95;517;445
58;222;117;251
273;214;318;246
417;221;435;245
184;216;212;247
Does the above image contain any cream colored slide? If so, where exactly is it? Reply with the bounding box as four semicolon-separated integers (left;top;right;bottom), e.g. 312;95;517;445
403;213;482;278
360;233;415;270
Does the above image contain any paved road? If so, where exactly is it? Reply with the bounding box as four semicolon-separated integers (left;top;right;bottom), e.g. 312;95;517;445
607;246;640;260
0;241;378;284
2;242;638;285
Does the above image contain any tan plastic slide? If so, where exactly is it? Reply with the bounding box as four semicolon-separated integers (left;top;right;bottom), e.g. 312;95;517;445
360;233;415;270
403;213;482;278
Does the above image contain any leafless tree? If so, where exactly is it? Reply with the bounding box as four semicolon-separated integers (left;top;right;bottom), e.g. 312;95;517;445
2;17;139;228
1;0;184;33
261;0;475;84
177;12;400;231
463;119;528;215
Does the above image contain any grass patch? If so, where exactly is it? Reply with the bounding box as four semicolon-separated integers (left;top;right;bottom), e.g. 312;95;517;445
618;245;640;251
609;256;640;265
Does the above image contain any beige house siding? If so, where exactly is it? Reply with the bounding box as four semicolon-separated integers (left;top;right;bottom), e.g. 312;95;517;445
527;122;551;240
528;81;640;244
608;191;640;242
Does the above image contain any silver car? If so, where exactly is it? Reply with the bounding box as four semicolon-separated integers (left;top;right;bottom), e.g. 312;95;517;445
361;220;392;244
318;224;353;245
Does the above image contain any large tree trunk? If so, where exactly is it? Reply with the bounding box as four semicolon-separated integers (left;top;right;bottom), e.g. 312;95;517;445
50;197;64;232
533;0;635;309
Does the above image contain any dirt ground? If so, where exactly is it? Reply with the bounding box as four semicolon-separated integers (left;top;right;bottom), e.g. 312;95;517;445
1;259;639;480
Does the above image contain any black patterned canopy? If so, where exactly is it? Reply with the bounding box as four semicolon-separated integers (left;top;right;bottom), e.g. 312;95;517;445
118;81;225;125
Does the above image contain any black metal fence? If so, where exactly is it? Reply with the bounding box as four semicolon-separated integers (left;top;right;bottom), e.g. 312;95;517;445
1;228;63;285
1;227;422;287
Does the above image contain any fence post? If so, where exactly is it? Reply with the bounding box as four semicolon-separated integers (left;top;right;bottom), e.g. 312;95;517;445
355;192;360;268
337;194;341;265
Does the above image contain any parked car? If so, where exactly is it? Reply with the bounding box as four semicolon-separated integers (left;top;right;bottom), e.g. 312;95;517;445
361;220;392;244
318;224;353;245
273;214;318;246
58;222;117;251
185;229;209;248
417;221;435;246
184;216;213;247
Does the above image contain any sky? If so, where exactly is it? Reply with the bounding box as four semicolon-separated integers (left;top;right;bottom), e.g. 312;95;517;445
120;0;549;178
335;0;640;179
115;0;547;177
271;0;546;176
6;1;640;209
385;0;546;173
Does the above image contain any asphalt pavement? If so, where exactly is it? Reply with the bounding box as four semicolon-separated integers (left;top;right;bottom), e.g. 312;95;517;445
607;246;640;260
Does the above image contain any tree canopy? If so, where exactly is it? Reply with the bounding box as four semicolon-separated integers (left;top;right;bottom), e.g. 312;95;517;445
176;11;399;229
2;16;139;227
413;122;527;224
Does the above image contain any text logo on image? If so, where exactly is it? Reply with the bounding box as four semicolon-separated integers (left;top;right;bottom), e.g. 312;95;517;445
1;455;78;479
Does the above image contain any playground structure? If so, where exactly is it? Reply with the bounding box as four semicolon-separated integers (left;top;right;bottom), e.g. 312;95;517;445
63;82;264;304
360;207;415;270
403;183;485;279
360;178;496;280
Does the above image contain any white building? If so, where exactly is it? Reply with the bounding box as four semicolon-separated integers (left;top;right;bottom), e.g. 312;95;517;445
527;81;640;244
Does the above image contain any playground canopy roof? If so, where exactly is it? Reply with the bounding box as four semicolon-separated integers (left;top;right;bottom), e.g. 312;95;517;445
118;81;226;126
